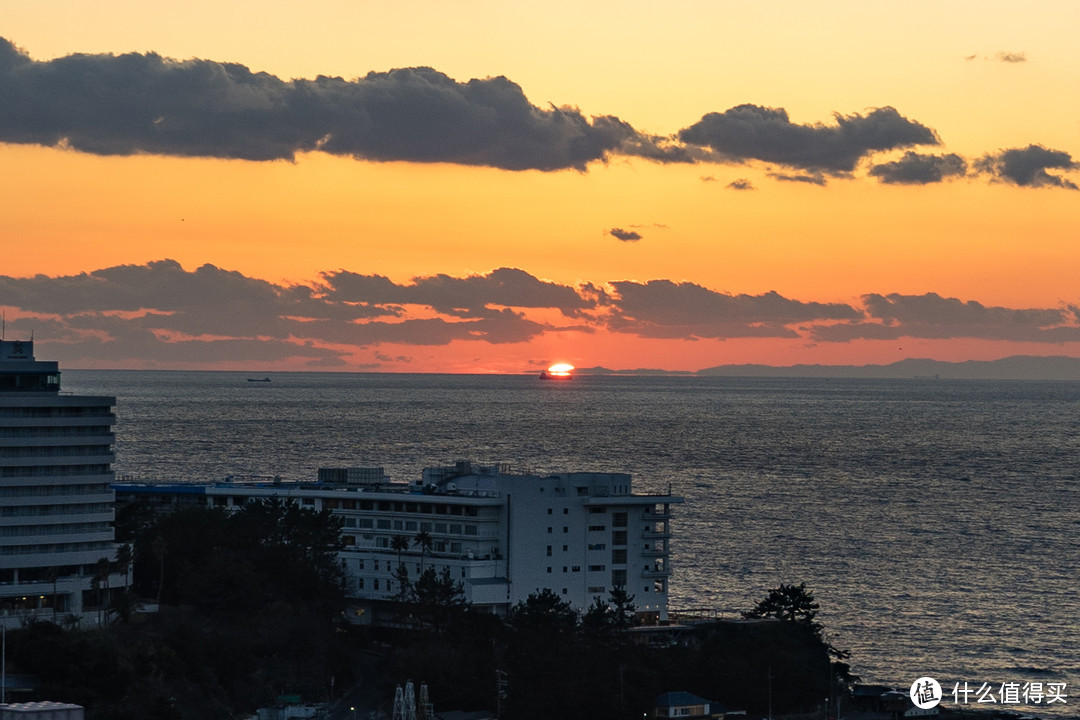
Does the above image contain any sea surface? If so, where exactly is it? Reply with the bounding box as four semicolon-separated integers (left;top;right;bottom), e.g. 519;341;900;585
66;370;1079;716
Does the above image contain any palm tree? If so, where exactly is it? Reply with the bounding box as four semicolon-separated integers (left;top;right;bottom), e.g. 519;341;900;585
152;535;168;606
92;557;112;625
390;534;410;572
115;543;133;592
44;566;60;619
413;531;433;572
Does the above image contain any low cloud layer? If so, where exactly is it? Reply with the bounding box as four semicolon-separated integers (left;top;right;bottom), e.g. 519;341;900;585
2;37;1074;187
812;293;1080;343
0;38;634;171
6;262;1078;368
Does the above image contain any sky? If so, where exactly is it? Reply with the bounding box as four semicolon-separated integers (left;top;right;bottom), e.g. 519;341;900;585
2;1;1079;374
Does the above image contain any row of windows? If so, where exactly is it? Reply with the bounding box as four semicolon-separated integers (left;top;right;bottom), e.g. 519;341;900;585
0;446;112;458
1;503;112;518
320;497;479;516
546;565;609;574
0;522;111;538
342;517;479;537
0;407;113;418
0;540;114;556
0;483;112;498
0;426;112;438
0;464;112;478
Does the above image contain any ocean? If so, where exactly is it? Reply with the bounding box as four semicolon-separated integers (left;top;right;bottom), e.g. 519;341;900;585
65;370;1079;716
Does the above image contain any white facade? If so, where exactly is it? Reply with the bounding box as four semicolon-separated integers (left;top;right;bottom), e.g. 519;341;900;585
117;460;682;622
0;340;127;627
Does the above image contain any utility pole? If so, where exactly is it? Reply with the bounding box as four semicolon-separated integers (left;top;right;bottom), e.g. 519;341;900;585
767;665;773;720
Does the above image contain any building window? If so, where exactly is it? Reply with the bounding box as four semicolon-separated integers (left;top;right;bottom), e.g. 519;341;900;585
547;527;552;534
547;508;552;514
588;565;605;572
612;549;627;564
562;526;568;534
358;560;365;570
562;588;568;594
374;579;380;590
547;567;552;574
563;508;568;514
612;531;627;546
611;570;627;586
546;546;552;556
576;487;588;496
612;512;628;527
405;521;418;531
571;566;580;572
562;545;568;552
358;578;364;589
588;525;606;532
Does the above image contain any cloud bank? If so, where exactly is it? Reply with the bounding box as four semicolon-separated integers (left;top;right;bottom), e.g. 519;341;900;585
0;38;634;171
2;37;1073;187
4;262;1079;368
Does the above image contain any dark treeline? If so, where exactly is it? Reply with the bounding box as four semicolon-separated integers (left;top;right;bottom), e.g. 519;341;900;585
7;503;852;720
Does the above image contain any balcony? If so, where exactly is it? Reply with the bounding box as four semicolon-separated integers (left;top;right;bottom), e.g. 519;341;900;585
641;565;671;578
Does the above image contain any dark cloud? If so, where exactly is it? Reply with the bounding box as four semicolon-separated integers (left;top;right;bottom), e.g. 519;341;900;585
677;105;938;174
0;262;594;364
769;171;827;186
6;263;1080;367
321;267;590;317
727;178;755;190
604;280;860;339
609;228;642;242
0;38;635;171
975;145;1078;189
996;51;1027;63
868;152;967;184
811;293;1080;343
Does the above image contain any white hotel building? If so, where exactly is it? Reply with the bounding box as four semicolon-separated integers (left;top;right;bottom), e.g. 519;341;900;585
116;460;682;624
0;340;127;626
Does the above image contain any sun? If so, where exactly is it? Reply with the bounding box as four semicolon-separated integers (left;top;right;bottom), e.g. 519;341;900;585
545;363;575;377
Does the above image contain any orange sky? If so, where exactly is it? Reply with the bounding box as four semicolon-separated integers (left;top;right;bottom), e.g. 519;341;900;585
2;2;1080;373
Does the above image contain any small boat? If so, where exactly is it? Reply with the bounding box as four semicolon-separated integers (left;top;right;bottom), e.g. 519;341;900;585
247;377;272;383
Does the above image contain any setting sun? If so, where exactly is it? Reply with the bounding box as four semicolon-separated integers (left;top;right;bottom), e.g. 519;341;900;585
542;363;575;379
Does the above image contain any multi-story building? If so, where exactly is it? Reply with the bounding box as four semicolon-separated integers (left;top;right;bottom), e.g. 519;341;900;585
115;460;682;624
0;340;127;626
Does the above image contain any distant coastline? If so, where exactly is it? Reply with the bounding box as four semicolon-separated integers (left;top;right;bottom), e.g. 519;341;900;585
579;355;1080;382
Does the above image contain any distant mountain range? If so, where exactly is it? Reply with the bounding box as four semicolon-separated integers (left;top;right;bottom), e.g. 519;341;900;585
579;356;1080;381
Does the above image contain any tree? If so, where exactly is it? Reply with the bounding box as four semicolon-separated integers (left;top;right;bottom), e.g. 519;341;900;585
413;530;433;572
743;582;820;626
743;582;856;687
92;557;112;625
508;589;578;637
391;534;410;570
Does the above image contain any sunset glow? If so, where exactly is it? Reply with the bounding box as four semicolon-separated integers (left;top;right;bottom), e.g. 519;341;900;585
2;3;1079;373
